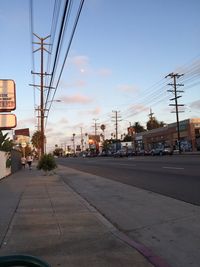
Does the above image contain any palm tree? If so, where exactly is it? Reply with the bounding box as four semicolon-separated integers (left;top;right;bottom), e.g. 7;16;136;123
0;131;13;152
31;131;42;150
100;124;106;140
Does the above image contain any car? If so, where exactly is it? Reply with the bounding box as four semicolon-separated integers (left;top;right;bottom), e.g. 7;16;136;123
151;146;173;156
113;149;127;157
136;149;151;156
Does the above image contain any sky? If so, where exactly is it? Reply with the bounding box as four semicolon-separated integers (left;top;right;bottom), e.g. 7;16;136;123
0;0;200;151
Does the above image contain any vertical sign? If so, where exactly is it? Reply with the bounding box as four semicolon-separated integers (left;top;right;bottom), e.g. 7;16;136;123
0;114;17;129
0;80;16;112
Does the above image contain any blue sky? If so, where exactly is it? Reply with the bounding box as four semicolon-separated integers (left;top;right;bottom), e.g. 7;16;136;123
1;0;200;151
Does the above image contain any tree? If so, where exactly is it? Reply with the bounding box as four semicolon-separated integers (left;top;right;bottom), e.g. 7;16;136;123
100;124;106;140
132;122;145;133
123;135;132;142
102;139;110;152
31;131;42;150
53;147;63;157
0;131;13;168
0;131;13;152
146;117;165;130
100;124;106;132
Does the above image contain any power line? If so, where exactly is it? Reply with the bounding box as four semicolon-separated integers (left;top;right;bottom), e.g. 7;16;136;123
45;0;72;107
45;0;85;128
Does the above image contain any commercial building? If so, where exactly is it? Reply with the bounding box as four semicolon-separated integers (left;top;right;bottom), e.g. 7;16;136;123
134;118;200;152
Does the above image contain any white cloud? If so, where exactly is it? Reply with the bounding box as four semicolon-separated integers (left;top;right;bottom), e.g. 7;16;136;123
59;118;68;124
16;117;35;129
78;107;101;117
61;94;93;104
117;84;139;93
97;68;112;77
60;79;87;89
190;99;200;110
71;55;89;67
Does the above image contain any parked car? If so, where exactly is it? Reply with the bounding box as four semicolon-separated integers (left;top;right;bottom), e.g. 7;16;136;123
136;149;151;156
98;151;113;157
113;149;127;157
151;146;173;156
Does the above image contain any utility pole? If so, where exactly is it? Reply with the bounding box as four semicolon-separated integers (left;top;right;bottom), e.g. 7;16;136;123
93;119;99;136
149;107;154;122
35;106;40;131
72;133;76;154
31;33;51;157
80;127;84;151
165;72;184;154
112;111;121;140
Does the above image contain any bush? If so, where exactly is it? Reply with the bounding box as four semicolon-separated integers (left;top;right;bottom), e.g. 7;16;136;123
37;154;57;172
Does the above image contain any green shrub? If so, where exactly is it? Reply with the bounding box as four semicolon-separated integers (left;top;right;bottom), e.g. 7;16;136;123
37;154;57;172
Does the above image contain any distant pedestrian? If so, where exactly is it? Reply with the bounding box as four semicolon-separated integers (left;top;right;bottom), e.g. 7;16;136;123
21;156;26;169
26;154;33;170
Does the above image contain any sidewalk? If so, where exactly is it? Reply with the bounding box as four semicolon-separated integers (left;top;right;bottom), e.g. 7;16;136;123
57;164;200;267
0;164;154;267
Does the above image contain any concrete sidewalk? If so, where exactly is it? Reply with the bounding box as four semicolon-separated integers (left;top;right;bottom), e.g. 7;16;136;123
0;164;154;267
57;164;200;267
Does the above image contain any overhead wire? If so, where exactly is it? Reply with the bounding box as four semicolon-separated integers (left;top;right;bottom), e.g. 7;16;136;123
120;56;200;122
29;0;35;108
45;0;85;128
45;0;62;91
45;0;72;107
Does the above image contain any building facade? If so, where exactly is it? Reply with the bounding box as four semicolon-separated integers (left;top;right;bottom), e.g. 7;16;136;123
134;118;200;152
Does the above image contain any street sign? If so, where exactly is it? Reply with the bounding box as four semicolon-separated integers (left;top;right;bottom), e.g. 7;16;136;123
0;114;17;130
0;80;16;112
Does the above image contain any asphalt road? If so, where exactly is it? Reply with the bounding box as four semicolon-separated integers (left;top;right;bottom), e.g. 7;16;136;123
57;155;200;205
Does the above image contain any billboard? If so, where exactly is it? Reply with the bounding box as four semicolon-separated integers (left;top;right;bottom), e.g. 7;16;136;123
0;114;17;130
0;80;16;112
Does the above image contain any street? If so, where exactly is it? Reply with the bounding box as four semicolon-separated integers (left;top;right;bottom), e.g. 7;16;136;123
57;155;200;205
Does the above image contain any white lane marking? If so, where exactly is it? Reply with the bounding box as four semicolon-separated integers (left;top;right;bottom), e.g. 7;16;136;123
163;166;184;170
117;163;137;167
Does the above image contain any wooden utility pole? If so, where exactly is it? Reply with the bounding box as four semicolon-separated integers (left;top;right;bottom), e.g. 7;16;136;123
80;127;84;151
93;119;99;136
112;111;121;140
165;72;184;154
31;34;51;157
148;108;154;128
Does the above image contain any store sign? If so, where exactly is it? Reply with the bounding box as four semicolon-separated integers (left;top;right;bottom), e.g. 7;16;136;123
0;80;16;112
0;114;17;129
15;128;30;136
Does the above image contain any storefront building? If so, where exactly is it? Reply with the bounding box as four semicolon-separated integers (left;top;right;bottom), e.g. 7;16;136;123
134;118;200;152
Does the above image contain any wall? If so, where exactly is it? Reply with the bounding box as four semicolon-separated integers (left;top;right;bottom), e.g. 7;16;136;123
11;149;22;173
0;151;11;180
